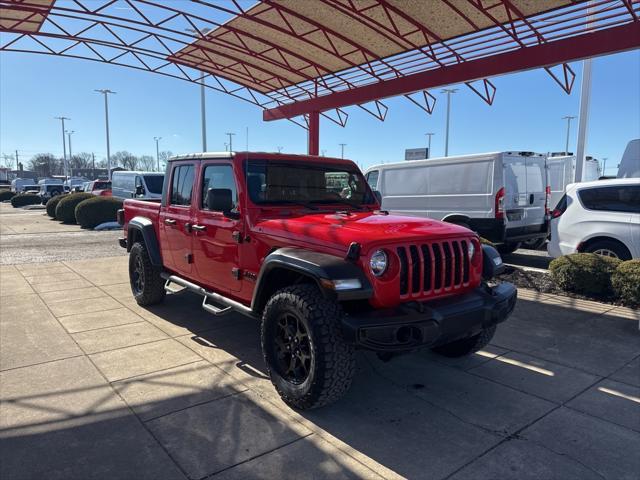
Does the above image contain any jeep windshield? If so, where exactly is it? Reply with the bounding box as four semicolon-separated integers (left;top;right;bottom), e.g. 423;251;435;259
246;159;375;209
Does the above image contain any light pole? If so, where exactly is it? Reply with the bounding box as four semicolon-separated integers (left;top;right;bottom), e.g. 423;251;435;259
226;132;235;152
425;132;435;159
66;130;75;176
562;115;576;155
339;143;346;159
321;149;326;156
276;146;283;153
442;89;458;157
154;136;161;171
54;116;70;177
95;89;116;180
186;27;211;152
601;157;607;177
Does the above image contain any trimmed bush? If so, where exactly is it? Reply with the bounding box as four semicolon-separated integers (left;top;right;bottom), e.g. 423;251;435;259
0;190;16;202
55;193;94;223
10;193;41;208
549;253;621;297
75;196;123;229
46;194;66;218
612;260;640;306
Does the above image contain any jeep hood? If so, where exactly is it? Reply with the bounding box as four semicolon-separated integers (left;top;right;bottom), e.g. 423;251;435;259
254;211;474;253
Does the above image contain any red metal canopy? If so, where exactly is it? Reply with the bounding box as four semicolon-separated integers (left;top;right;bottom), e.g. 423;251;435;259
1;0;639;154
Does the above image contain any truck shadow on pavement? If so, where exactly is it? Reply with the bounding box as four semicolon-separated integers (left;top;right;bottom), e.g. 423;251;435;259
2;290;639;480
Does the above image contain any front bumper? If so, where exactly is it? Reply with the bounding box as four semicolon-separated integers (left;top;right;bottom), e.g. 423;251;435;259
342;283;517;352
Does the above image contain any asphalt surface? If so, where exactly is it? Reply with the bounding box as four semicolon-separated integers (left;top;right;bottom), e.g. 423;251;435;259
0;204;125;265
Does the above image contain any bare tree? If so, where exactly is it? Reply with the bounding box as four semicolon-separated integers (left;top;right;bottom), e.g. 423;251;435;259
28;153;61;177
158;150;173;171
112;151;139;170
139;155;156;171
69;152;93;170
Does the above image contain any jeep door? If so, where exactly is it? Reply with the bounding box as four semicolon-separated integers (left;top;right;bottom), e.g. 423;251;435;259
192;161;242;292
160;162;196;277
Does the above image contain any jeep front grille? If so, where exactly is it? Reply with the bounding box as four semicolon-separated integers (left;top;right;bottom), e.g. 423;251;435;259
397;240;470;297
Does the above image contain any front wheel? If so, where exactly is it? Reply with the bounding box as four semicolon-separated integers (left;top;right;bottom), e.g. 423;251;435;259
261;285;355;410
431;326;496;358
129;242;165;306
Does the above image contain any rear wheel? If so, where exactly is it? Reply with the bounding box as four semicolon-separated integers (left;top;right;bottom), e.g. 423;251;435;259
261;284;355;410
584;239;631;261
129;242;165;306
431;326;496;358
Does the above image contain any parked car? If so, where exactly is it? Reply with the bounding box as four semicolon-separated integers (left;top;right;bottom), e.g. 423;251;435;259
64;176;88;191
119;152;517;409
547;178;640;260
364;152;549;253
111;171;164;200
37;178;65;202
11;178;39;193
87;180;112;196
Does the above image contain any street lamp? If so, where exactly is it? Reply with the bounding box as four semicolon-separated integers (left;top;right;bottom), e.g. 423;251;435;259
95;89;116;180
66;130;75;176
54;116;70;177
562;115;577;155
226;132;235;152
277;146;283;153
186;27;211;152
442;89;458;157
339;143;346;159
425;132;435;159
154;137;162;172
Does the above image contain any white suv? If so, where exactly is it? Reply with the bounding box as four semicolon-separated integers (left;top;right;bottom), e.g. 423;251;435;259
547;178;640;260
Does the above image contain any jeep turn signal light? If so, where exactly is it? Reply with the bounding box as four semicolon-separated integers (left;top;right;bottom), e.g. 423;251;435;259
320;278;362;291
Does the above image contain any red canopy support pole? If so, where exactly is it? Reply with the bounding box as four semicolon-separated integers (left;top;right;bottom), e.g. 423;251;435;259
308;111;320;155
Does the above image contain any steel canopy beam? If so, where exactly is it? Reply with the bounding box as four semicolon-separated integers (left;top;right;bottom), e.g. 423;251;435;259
264;22;640;121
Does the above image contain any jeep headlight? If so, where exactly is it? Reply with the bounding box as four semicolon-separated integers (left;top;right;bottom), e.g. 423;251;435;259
369;250;388;277
467;241;475;260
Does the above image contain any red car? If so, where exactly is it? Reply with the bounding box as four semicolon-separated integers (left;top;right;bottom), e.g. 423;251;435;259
88;180;112;196
119;152;516;409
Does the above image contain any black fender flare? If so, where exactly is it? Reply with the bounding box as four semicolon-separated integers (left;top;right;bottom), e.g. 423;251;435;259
251;247;373;311
127;216;162;267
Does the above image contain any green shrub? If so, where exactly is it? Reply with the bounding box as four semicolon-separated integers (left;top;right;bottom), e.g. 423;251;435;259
46;194;66;218
0;190;15;202
549;253;621;296
75;196;123;229
55;193;94;223
612;260;640;306
10;193;41;208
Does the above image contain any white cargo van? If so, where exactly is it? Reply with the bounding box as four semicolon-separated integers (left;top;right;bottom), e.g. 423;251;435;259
111;171;164;200
546;155;600;210
617;139;639;179
364;152;549;253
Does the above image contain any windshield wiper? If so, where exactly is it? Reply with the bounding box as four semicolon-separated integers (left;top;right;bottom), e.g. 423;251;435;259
313;199;369;211
271;200;319;210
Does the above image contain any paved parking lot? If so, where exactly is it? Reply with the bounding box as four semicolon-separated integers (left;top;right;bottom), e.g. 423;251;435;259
1;254;638;480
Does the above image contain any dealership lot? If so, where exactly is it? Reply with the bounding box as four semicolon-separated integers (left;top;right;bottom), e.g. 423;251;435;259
1;208;639;480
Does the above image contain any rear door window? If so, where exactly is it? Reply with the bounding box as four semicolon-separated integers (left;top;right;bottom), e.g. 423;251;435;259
170;165;195;206
579;185;640;213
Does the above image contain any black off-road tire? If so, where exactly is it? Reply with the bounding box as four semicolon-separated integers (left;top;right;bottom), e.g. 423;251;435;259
431;325;496;358
261;284;356;410
129;241;165;306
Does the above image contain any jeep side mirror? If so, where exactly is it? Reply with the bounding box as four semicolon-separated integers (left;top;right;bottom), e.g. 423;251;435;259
373;190;382;204
206;188;234;215
135;185;145;196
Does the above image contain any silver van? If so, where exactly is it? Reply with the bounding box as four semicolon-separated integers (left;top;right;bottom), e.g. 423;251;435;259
111;171;164;200
364;152;549;253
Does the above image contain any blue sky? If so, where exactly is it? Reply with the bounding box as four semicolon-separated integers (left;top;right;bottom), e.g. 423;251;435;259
1;48;638;175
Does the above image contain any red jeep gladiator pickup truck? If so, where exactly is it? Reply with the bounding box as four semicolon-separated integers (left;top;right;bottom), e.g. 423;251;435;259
119;152;516;409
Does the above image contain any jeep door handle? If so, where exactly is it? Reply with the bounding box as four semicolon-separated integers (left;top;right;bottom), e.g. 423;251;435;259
164;219;176;226
192;224;206;232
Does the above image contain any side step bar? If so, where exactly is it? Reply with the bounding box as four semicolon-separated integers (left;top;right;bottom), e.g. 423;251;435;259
162;274;254;318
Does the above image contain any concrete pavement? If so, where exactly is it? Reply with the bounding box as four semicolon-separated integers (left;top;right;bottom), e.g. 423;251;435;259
1;256;639;480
